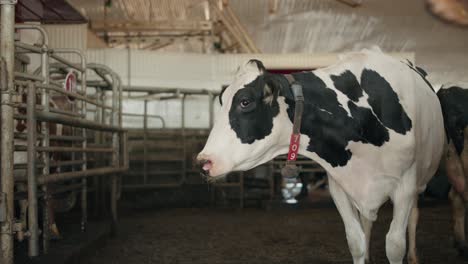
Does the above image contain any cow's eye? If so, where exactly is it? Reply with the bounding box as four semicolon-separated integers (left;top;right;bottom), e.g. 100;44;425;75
240;99;251;108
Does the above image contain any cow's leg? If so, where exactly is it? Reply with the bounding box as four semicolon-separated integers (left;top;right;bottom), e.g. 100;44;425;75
449;187;467;254
385;182;415;264
329;176;366;264
446;142;465;194
407;196;419;264
359;214;373;264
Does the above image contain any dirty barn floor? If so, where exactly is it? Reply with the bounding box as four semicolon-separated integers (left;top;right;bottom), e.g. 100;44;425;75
84;200;467;264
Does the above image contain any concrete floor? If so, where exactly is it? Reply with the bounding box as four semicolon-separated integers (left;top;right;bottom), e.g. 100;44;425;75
83;198;468;264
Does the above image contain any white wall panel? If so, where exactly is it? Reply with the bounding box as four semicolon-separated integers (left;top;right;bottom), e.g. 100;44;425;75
42;24;87;50
85;49;415;128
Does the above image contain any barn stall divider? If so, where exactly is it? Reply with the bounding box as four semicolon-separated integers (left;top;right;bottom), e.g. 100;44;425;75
0;20;128;264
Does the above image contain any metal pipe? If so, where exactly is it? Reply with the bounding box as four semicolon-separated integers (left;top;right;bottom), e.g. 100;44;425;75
123;131;129;170
0;2;17;264
122;112;166;128
16;167;127;184
19;81;113;109
143;100;148;184
13;103;86;118
15;24;49;46
49;53;84;72
37;147;113;153
15;133;86;142
122;85;220;95
36;111;124;132
14;160;85;170
181;94;187;185
111;100;119;236
26;82;39;257
14;42;43;54
40;27;51;254
14;71;44;82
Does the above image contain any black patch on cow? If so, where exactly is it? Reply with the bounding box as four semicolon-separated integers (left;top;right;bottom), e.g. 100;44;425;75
229;74;280;144
437;86;468;155
348;101;389;146
416;66;427;77
219;85;228;105
330;70;363;102
403;61;435;92
282;72;390;167
360;69;412;134
406;59;413;67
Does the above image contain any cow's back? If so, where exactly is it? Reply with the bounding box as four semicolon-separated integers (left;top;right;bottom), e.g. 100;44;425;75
319;50;445;177
309;50;445;216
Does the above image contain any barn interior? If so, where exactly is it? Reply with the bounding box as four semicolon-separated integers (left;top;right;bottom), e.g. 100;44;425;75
1;0;468;263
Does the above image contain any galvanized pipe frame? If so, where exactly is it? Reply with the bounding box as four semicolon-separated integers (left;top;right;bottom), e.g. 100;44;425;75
9;24;127;258
122;112;166;128
51;48;88;232
86;63;123;233
26;82;39;257
123;90;217;189
1;2;17;264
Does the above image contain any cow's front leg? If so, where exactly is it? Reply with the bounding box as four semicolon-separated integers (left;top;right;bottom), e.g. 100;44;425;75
385;184;416;264
360;214;373;264
329;176;366;264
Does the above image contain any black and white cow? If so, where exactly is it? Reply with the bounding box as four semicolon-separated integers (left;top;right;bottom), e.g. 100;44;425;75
197;49;446;264
437;84;468;256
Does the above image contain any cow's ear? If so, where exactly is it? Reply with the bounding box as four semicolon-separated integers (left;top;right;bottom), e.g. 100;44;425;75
247;59;266;74
219;85;228;105
262;73;281;105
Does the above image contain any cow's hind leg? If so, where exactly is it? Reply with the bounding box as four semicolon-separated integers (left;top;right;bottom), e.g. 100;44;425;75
407;196;419;264
329;177;366;264
385;179;416;264
449;188;468;255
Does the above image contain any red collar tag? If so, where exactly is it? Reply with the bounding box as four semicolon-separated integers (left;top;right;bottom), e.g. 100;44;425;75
287;133;301;161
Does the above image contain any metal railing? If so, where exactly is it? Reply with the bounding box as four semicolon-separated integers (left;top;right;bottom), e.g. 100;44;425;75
0;19;128;264
121;89;217;189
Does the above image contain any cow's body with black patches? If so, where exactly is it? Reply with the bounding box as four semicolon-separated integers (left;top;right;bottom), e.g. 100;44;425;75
437;85;468;257
198;49;445;264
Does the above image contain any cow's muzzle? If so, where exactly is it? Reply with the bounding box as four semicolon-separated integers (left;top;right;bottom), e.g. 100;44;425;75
196;155;213;178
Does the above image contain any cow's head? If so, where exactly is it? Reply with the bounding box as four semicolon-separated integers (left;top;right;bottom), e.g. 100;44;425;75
197;60;293;178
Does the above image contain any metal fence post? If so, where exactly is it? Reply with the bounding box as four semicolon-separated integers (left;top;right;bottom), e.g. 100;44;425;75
81;57;87;232
40;35;50;255
143;100;148;184
26;82;39;257
0;2;17;264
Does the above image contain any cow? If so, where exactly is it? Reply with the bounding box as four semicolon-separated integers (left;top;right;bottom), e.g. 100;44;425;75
197;49;446;264
437;84;468;257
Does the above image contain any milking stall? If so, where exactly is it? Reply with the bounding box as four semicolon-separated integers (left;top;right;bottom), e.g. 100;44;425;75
1;1;468;264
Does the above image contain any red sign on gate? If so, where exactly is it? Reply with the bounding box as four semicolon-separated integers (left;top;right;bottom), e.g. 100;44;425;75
64;71;76;101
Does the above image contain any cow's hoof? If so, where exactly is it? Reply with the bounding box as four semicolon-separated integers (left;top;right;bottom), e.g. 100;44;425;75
453;240;468;258
365;256;376;264
458;246;468;259
407;255;419;264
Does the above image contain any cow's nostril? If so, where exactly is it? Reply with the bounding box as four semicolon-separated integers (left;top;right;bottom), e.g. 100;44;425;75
199;159;212;172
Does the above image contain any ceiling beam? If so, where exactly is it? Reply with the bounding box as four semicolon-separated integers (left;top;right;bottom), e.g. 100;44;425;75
90;20;213;32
